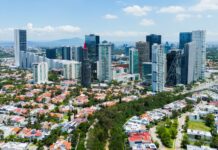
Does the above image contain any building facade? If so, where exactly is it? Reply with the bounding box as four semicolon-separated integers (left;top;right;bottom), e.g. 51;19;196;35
179;32;192;49
14;29;27;67
181;42;196;84
46;48;57;59
192;30;206;80
63;61;81;80
32;62;48;84
62;47;72;60
81;43;91;87
129;48;139;74
136;41;150;77
152;44;166;92
142;62;152;85
85;34;100;81
97;41;112;82
166;49;182;86
146;34;161;61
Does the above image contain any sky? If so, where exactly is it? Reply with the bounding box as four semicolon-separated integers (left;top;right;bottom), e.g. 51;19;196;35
0;0;218;42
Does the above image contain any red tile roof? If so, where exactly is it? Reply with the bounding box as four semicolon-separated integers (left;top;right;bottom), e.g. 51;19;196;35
128;132;152;143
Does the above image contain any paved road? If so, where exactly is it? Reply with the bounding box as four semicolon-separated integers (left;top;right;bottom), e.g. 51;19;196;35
182;81;218;95
175;112;189;150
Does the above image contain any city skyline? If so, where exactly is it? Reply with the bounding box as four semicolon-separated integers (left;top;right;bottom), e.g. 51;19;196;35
0;0;218;41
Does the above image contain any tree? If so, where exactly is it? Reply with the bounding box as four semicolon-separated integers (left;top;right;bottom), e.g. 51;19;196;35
161;129;173;148
211;135;218;148
181;134;189;148
154;141;159;148
170;128;178;139
205;114;215;128
0;129;4;140
194;139;204;146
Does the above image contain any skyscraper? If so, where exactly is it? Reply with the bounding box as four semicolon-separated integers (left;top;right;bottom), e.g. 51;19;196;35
179;32;192;49
81;43;91;87
129;48;139;74
146;34;161;61
14;29;27;67
164;42;171;54
62;47;73;60
32;62;48;84
181;42;196;84
71;46;83;62
136;41;150;76
46;48;57;59
152;44;166;92
142;62;152;85
192;30;206;80
85;34;100;81
124;45;131;56
166;49;182;86
97;41;112;82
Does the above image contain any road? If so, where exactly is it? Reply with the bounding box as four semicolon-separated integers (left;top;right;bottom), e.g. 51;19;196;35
175;112;189;150
182;80;218;95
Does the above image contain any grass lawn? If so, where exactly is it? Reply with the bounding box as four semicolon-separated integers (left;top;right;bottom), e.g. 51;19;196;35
188;121;210;132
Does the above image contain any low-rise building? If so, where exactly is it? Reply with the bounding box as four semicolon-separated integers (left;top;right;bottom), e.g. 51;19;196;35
187;129;212;141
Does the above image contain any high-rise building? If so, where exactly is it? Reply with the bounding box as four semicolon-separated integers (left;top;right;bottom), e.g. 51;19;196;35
164;42;171;54
124;45;131;56
72;46;83;62
32;62;48;84
152;44;166;92
181;42;196;84
14;29;27;67
63;61;81;80
166;49;182;86
85;34;100;81
146;34;161;61
97;41;112;82
46;48;57;59
81;43;91;87
136;41;150;76
62;47;72;60
192;30;206;80
129;48;139;74
142;62;152;85
179;32;192;49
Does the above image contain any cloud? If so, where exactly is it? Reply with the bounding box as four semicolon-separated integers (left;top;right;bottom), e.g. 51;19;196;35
0;23;81;40
123;5;152;16
175;14;192;21
104;14;118;20
26;23;81;33
99;30;147;38
158;6;186;14
190;0;218;12
140;19;155;26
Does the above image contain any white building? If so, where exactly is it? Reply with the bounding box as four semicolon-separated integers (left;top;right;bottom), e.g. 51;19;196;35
97;41;112;82
192;30;206;80
32;62;48;84
63;60;81;80
14;29;27;67
1;142;29;150
187;145;216;150
152;44;166;92
187;129;212;141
